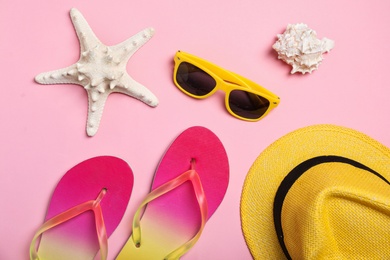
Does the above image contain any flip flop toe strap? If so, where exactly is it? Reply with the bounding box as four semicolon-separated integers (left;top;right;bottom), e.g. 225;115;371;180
30;189;108;260
132;162;208;260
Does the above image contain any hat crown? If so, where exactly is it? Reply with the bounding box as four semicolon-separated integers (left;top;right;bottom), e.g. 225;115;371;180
281;160;390;259
241;124;390;260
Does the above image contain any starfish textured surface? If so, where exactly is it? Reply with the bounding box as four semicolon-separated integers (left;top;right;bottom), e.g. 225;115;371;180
35;8;159;136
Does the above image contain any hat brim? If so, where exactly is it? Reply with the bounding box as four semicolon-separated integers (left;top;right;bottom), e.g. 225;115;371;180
240;124;390;259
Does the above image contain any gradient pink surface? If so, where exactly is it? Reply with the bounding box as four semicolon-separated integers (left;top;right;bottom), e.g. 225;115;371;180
1;1;390;259
117;126;229;259
33;156;133;259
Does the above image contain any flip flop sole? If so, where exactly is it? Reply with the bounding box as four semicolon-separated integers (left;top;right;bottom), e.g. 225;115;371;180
117;126;229;259
37;156;133;259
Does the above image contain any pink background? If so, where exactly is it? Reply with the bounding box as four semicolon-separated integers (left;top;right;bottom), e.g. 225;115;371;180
1;0;390;259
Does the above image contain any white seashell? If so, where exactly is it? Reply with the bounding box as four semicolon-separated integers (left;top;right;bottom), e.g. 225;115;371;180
272;23;335;74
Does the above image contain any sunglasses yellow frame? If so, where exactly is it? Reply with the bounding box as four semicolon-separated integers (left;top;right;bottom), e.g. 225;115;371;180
173;50;280;121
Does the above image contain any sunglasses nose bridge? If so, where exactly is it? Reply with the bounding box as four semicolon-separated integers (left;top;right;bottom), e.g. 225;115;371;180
219;85;239;117
215;80;240;103
216;79;237;93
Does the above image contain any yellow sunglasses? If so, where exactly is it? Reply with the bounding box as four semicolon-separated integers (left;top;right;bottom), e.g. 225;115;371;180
173;51;280;121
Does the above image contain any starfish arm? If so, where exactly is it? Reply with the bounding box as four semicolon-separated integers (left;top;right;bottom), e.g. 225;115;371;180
113;27;155;60
85;90;110;136
36;9;158;137
70;8;101;53
35;64;82;85
114;73;159;107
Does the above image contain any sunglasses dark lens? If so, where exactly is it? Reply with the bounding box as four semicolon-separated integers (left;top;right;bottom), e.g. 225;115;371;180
176;62;216;96
228;90;270;119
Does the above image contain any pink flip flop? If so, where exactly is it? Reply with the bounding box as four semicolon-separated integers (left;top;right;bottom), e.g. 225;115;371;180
116;126;229;259
30;156;134;260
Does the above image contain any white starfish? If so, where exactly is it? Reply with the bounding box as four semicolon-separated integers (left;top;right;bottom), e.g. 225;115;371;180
35;8;159;136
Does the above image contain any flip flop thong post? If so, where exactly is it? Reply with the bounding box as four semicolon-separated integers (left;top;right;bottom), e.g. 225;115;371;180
116;126;229;260
30;156;134;260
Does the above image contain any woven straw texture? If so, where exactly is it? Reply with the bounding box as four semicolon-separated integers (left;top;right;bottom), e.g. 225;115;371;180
240;124;390;259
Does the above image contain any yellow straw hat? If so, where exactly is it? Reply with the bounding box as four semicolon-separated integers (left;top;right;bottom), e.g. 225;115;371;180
240;124;390;259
